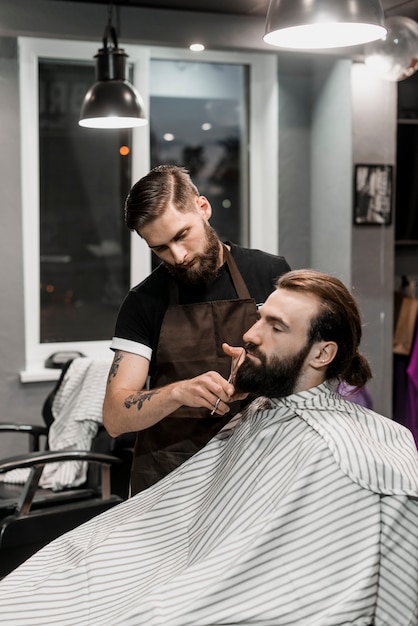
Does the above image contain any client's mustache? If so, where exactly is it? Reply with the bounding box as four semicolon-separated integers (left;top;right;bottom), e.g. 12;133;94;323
243;343;265;363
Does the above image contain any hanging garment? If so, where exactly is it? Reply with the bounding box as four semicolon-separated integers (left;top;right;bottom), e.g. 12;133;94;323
393;291;418;356
405;316;418;446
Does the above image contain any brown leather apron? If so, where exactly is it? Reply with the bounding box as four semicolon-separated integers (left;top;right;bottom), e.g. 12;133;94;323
130;246;258;495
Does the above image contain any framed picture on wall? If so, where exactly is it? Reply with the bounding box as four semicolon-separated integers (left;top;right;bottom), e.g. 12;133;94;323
353;164;393;225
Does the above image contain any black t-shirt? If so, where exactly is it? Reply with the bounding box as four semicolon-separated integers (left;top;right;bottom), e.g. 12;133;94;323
111;243;290;375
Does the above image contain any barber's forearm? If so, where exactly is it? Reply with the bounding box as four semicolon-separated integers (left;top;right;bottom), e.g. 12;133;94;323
103;372;233;437
102;384;183;437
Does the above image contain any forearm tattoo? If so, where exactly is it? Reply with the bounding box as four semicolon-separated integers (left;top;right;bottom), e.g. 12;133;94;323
107;351;123;384
124;390;159;411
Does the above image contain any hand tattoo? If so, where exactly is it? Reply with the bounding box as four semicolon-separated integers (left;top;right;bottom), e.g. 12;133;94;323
124;390;159;411
108;351;123;384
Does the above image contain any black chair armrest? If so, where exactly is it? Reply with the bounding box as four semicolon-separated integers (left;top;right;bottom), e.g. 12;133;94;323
0;423;48;452
0;450;122;517
0;450;121;472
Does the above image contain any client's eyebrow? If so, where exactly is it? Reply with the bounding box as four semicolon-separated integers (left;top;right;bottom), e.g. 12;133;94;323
264;314;290;332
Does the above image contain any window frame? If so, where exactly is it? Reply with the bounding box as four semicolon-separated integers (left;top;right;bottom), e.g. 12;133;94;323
18;37;279;381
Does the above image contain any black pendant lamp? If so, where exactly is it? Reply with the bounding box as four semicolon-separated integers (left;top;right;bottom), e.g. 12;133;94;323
79;9;147;129
263;0;387;50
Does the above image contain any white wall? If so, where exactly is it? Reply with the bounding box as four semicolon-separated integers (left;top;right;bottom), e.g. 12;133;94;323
278;56;396;416
310;59;353;281
0;36;54;454
351;63;396;415
278;55;312;270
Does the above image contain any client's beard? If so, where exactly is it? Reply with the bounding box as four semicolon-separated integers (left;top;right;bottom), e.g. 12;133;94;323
234;342;312;398
164;221;221;286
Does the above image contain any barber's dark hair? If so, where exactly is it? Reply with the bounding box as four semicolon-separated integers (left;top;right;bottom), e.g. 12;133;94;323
276;269;372;389
125;165;199;232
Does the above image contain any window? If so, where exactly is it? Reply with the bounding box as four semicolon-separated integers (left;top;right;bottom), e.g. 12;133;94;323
19;38;278;380
149;59;248;246
39;59;132;343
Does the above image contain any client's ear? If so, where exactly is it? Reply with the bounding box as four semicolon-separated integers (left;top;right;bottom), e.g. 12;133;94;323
310;341;338;370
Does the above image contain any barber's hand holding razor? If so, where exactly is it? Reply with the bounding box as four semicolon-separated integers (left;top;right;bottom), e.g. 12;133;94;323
208;344;248;414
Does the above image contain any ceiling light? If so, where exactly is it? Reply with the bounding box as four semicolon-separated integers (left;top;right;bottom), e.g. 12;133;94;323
189;43;205;52
79;8;147;129
263;0;387;50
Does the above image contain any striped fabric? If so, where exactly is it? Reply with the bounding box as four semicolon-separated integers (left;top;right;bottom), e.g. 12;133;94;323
0;383;417;625
40;357;112;489
0;357;112;489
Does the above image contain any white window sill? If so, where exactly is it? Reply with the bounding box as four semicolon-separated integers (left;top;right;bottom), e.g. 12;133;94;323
20;369;62;383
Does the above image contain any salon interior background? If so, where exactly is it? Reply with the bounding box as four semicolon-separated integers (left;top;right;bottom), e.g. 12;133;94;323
0;0;416;457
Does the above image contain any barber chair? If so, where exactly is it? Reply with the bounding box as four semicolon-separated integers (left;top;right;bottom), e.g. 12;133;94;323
0;357;135;578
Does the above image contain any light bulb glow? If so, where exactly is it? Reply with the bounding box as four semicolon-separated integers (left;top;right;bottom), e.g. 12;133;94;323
189;43;205;52
263;23;387;49
79;116;148;129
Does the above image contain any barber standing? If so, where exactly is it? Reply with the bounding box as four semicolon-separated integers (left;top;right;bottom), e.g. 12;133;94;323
103;165;290;494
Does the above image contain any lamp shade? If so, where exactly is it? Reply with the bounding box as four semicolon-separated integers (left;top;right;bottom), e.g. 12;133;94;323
263;0;387;49
79;46;147;129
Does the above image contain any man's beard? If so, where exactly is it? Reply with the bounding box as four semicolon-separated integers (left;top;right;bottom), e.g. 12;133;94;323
234;341;313;398
164;221;221;286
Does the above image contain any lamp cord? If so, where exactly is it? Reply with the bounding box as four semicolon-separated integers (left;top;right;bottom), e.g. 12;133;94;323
103;3;119;50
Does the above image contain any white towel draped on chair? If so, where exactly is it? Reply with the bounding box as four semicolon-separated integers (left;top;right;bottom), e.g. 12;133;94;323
0;357;112;490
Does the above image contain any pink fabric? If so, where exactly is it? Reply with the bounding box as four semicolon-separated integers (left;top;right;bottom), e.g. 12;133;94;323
336;382;373;409
405;318;418;447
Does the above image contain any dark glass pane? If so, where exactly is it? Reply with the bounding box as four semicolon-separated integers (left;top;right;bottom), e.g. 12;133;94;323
39;60;131;342
398;70;418;119
396;123;418;241
149;59;248;261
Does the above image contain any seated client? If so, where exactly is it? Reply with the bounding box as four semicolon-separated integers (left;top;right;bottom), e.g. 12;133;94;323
0;269;417;626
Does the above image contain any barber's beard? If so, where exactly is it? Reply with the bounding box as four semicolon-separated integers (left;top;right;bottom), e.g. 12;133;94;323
234;342;313;398
165;221;222;286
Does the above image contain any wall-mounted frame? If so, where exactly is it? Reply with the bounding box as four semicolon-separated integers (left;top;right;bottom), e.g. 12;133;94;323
353;164;393;225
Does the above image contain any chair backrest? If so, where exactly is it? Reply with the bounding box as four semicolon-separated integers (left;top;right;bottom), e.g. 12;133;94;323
0;357;133;578
41;356;135;498
37;356;114;491
41;358;74;430
0;446;124;577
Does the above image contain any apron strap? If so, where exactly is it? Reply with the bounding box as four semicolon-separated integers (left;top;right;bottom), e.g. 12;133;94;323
167;243;251;303
222;244;251;300
168;277;179;305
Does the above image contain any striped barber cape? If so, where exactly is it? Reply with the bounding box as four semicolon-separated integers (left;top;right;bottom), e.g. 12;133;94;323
0;383;417;626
